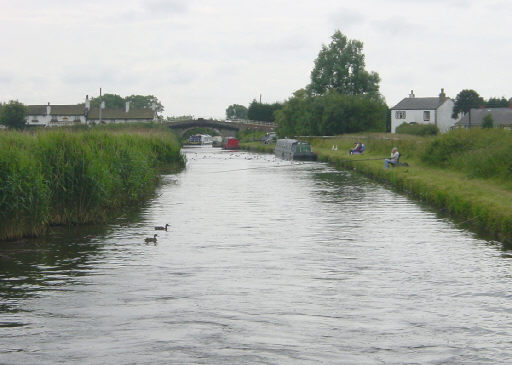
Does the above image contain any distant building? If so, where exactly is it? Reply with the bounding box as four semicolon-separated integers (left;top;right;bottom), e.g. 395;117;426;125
390;89;459;133
26;104;87;127
87;102;156;124
454;108;512;130
26;96;157;127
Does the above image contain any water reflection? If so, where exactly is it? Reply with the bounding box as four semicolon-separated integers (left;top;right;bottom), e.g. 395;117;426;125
1;147;512;364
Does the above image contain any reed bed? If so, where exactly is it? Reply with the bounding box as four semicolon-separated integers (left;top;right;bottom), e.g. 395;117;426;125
0;127;184;240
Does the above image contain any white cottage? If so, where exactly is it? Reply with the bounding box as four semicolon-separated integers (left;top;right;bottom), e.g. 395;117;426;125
86;102;156;124
390;89;459;133
26;103;87;127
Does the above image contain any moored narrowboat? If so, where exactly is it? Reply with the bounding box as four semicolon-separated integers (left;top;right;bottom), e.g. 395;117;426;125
275;139;316;161
223;137;240;150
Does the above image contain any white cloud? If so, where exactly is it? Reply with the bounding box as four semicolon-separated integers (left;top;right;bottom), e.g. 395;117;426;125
0;0;510;118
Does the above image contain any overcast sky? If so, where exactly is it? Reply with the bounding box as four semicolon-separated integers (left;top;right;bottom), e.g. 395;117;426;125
1;0;510;118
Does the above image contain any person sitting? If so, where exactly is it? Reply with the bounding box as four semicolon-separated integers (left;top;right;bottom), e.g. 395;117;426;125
350;142;364;155
384;147;400;168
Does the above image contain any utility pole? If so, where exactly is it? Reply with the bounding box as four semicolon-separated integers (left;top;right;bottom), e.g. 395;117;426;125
259;94;262;103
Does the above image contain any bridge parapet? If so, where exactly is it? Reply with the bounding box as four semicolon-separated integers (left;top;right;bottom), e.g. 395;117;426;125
166;118;276;137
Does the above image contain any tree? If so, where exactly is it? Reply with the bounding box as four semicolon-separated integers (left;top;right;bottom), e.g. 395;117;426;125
247;100;283;122
125;94;164;113
90;93;125;109
452;89;484;118
485;97;509;108
225;104;248;119
308;30;380;97
0;100;28;129
481;113;494;129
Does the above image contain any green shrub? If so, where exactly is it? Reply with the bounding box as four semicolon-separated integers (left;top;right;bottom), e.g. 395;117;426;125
395;122;439;136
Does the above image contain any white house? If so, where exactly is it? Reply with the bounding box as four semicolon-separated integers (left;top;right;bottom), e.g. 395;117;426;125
390;89;459;133
86;102;156;124
26;96;156;127
26;103;87;127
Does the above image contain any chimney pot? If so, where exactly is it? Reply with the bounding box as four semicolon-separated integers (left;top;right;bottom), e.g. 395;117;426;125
409;90;415;98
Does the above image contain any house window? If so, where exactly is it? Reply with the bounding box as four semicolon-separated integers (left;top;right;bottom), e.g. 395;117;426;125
395;111;406;119
423;111;431;121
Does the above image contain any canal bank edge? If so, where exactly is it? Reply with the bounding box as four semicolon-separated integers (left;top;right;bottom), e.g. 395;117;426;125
241;137;512;246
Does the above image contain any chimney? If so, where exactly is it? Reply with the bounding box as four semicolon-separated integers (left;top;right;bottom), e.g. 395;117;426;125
125;101;130;113
46;102;51;116
409;90;415;98
85;95;90;110
439;88;447;103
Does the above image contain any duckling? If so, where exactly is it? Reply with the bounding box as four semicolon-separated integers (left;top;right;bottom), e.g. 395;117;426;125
144;234;158;244
155;224;170;231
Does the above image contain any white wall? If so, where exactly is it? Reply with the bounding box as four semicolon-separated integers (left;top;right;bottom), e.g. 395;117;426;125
436;99;459;133
26;114;87;126
391;109;436;133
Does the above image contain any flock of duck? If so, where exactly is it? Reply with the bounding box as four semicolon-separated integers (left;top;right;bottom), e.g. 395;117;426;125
144;223;170;244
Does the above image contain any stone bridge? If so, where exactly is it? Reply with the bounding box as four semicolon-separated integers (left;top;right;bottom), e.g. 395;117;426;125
166;118;276;138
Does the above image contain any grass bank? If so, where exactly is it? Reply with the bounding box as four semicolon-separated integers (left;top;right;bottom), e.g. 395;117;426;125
308;129;512;245
0;125;184;240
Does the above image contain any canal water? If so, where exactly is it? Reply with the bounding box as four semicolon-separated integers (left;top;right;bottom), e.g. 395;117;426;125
2;146;512;364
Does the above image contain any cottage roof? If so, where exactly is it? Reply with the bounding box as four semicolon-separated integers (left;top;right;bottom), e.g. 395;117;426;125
87;108;155;119
455;108;512;127
27;105;85;116
391;97;448;110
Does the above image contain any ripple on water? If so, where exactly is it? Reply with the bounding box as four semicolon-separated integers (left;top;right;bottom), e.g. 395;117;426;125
1;148;512;364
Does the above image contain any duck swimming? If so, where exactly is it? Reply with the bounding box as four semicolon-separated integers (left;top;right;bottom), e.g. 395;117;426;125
155;224;170;231
144;234;158;244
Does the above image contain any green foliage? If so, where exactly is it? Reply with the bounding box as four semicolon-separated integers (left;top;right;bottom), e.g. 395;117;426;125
236;129;266;142
452;89;484;118
89;94;164;113
308;30;380;97
0;128;184;240
421;129;512;181
90;93;125;109
226;104;248;119
247;100;283;122
395;122;439;136
481;113;494;129
275;90;387;137
125;94;164;113
485;97;509;108
0;100;28;129
166;115;194;122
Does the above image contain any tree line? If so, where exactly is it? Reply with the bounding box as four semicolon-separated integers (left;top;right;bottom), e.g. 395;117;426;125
226;30;387;136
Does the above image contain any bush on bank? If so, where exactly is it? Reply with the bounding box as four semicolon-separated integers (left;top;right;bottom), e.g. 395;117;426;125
0;127;184;240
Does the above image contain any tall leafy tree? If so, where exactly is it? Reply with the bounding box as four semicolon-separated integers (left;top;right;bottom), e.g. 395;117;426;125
308;30;380;97
0;100;28;129
225;104;248;119
452;89;484;118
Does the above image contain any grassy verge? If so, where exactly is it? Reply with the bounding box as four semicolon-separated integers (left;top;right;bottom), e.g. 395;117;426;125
309;131;512;245
0;125;185;240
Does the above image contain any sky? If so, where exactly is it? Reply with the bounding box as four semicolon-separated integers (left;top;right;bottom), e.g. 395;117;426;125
1;0;511;119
